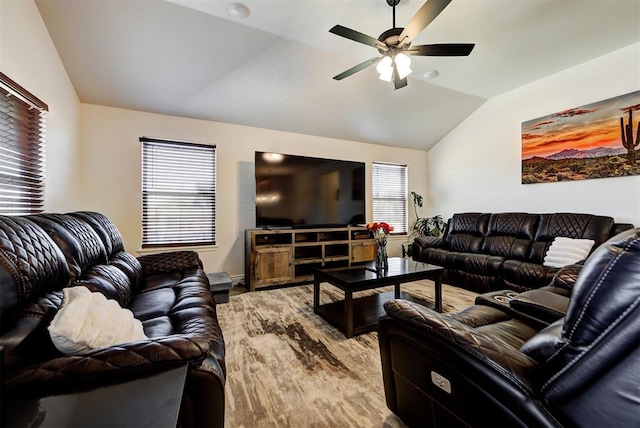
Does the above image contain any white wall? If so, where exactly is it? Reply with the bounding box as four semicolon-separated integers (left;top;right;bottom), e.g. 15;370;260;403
79;104;429;279
0;0;80;211
429;42;640;226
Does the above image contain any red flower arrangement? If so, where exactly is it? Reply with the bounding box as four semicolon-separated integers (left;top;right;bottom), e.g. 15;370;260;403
366;222;394;235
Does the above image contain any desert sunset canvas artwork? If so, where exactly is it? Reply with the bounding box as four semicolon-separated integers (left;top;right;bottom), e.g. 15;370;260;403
522;90;640;184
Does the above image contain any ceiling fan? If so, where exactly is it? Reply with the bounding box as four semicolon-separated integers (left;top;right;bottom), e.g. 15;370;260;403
330;0;475;89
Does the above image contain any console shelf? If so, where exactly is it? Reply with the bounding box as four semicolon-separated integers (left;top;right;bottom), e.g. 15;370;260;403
245;227;376;291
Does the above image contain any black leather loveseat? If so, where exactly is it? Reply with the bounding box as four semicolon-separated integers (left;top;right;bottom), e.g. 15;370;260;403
412;212;632;293
0;212;225;427
379;227;640;427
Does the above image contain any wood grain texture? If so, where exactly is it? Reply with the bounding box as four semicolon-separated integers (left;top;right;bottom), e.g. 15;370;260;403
217;281;477;427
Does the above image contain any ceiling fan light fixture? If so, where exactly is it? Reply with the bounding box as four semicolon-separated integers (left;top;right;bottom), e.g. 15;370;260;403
376;56;394;82
329;0;474;89
394;52;412;79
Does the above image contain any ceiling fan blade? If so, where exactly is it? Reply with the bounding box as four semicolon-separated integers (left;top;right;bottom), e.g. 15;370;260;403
392;65;408;90
329;25;387;51
398;0;452;47
407;43;475;56
333;57;381;80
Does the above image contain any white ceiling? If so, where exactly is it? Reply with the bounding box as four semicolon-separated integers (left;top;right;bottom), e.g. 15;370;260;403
35;0;640;151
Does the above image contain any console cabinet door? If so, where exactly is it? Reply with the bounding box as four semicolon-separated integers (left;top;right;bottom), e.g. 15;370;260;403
351;241;376;263
254;246;293;287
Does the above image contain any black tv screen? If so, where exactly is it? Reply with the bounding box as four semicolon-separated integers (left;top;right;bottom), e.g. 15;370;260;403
255;152;365;228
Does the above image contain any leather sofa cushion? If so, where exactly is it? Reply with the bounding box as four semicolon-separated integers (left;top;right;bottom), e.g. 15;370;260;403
475;318;540;349
486;213;539;240
141;317;174;337
482;213;539;259
129;288;176;322
109;252;142;292
421;248;450;267
449;304;512;327
501;259;557;290
142;272;183;291
70;211;126;255
530;213;614;263
29;214;108;278
482;235;532;259
129;269;216;338
454;253;505;276
449;304;540;348
76;264;132;307
0;217;70;322
448;234;484;253
444;213;489;253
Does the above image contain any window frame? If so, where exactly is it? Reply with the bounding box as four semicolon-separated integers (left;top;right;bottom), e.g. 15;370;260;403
141;137;217;248
371;161;408;235
0;72;48;215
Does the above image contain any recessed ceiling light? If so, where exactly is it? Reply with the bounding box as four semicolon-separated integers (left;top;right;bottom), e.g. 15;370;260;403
228;3;250;19
263;153;284;163
423;70;440;79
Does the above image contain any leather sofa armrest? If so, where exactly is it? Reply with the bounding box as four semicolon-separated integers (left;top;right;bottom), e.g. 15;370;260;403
612;222;634;237
382;299;537;385
138;250;203;276
549;263;582;290
414;235;445;249
4;334;212;397
509;289;569;325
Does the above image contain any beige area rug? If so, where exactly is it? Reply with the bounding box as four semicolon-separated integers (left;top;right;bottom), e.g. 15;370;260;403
216;281;477;428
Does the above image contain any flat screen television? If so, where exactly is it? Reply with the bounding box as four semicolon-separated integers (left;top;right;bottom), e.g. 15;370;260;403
255;151;365;228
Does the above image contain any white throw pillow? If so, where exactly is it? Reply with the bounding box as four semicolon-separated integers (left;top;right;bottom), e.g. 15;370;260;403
48;287;147;355
543;237;595;268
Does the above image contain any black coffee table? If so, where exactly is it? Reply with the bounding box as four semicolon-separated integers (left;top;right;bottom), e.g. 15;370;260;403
313;257;444;338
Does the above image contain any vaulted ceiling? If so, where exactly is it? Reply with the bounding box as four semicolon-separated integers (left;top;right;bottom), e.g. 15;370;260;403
36;0;640;150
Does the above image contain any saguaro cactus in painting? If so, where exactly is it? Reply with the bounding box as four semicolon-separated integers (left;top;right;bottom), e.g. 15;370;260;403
620;109;640;165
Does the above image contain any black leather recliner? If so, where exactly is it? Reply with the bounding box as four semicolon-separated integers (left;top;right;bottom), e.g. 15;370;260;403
379;227;640;427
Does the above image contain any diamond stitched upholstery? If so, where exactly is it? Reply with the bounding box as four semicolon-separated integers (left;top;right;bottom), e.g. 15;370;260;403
380;228;640;427
0;216;70;321
76;264;132;306
0;212;226;428
70;211;126;255
138;250;204;276
412;212;623;293
28;214;107;279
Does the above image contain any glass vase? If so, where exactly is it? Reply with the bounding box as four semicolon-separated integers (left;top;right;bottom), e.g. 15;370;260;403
375;235;389;272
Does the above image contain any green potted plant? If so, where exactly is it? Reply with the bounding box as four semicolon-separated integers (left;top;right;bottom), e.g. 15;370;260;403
402;191;445;257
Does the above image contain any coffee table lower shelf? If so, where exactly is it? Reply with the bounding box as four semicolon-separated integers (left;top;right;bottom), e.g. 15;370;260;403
315;290;435;337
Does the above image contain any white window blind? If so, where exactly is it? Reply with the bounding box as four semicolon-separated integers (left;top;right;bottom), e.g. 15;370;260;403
372;161;407;234
0;72;47;215
141;138;216;247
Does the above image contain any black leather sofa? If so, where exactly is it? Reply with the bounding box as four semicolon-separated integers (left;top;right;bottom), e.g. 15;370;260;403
379;227;640;427
0;212;225;427
411;212;633;293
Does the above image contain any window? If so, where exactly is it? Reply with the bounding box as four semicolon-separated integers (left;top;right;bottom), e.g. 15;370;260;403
141;137;216;247
0;72;48;215
372;161;408;234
